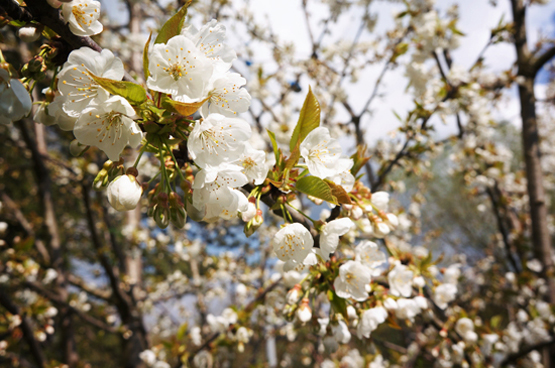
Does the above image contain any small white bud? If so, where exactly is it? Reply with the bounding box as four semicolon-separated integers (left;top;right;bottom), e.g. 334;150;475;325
296;299;312;323
413;276;426;288
107;175;143;212
241;202;256;222
18;26;42;42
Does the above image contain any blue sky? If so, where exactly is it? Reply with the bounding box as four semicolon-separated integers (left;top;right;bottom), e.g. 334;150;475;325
101;0;555;142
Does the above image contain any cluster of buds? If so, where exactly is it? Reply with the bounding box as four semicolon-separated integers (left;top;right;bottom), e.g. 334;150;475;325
345;182;400;238
242;197;264;237
147;189;187;229
21;42;62;80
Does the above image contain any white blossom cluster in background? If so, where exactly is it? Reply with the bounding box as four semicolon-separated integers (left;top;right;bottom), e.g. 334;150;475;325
1;0;555;367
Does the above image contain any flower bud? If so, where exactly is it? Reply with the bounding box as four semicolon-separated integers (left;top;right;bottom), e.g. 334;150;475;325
107;175;143;211
413;276;425;288
373;220;390;238
154;205;170;229
370;191;389;210
351;205;363;220
168;192;187;228
18;26;42;42
286;284;302;305
385;213;399;230
241;202;256;222
296;298;312;323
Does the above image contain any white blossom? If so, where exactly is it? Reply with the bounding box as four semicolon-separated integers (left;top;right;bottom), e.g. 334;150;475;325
139;350;157;366
333;320;351;344
357;306;388;338
272;223;314;272
201;73;251;117
443;264;461;284
395;298;422;321
207;308;237;333
45;93;78;131
73;96;143;161
388;263;414;297
326;157;356;192
455;318;478;343
62;0;103;37
147;35;213;103
384;298;398;311
433;283;457;310
58;47;124;117
317;218;354;260
187;114;251;168
0;69;32;125
300;127;342;179
481;334;499;357
239;143;270;185
192;164;249;220
240;202;256;222
334;260;371;301
355;241;386;274
181;19;237;73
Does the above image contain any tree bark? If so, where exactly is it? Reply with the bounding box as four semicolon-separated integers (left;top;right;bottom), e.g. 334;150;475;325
510;0;555;366
510;0;555;303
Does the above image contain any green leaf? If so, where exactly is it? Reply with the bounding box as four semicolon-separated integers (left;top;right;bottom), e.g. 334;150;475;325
284;146;300;172
89;74;147;105
295;176;337;205
391;42;408;62
154;1;192;45
143;32;152;80
289;86;321;152
9;20;26;27
490;315;503;329
162;97;206;116
176;323;188;340
267;129;280;164
350;145;370;176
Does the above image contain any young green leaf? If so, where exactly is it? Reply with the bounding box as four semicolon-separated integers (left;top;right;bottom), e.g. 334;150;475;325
143;32;152;80
289;86;321;152
295;176;337;205
89;74;147;105
154;0;192;45
267;129;280;164
325;180;352;205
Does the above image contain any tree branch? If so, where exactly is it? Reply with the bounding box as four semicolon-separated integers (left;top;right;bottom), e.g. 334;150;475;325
22;281;119;334
501;338;555;366
532;44;555;76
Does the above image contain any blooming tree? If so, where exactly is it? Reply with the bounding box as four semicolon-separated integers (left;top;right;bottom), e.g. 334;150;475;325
0;0;555;367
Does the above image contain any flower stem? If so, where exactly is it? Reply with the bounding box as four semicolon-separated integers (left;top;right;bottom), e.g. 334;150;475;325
165;142;187;182
159;146;172;192
286;201;317;224
132;144;148;168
